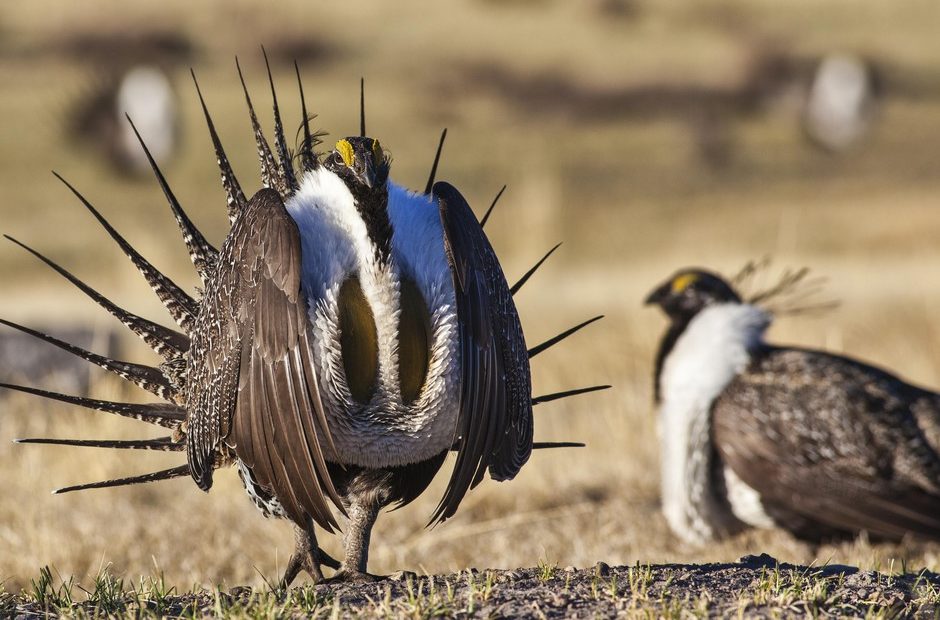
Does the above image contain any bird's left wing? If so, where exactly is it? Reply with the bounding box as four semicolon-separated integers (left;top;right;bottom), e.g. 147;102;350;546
713;348;940;541
187;188;343;531
430;181;533;524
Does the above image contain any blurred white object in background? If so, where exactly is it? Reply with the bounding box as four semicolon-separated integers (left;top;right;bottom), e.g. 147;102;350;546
115;65;178;172
802;53;878;152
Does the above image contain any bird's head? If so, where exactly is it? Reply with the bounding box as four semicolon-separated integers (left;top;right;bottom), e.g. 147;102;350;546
645;269;741;322
324;136;390;193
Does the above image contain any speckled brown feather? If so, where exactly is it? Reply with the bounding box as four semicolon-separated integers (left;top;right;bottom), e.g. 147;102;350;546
192;70;249;223
5;235;189;359
186;188;342;531
235;60;289;197
713;346;940;541
54;173;198;333
0;319;176;401
126;115;219;285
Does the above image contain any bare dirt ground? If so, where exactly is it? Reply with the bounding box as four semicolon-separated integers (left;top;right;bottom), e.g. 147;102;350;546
7;555;940;618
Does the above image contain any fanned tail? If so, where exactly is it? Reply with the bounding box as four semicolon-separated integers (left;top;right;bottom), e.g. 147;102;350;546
125;115;219;285
54;465;191;494
17;437;183;451
236;58;288;196
53;172;198;333
0;382;183;428
511;243;562;296
0;319;175;401
192;69;249;223
262;48;299;193
528;315;604;359
479;185;506;228
294;61;321;172
4;235;188;359
424;129;447;195
533;385;611;406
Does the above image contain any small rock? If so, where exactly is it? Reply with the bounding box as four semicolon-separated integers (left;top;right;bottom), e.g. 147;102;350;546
496;571;518;584
739;553;778;568
594;562;610;578
390;570;418;583
564;565;577;573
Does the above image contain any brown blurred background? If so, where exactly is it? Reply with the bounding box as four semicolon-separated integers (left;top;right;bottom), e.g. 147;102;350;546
1;0;940;590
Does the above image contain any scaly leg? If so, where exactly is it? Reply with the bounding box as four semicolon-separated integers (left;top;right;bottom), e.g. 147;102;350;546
280;516;340;588
326;495;381;583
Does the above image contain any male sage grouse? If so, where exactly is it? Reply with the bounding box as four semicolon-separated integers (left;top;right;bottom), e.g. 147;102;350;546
645;267;940;545
0;58;606;585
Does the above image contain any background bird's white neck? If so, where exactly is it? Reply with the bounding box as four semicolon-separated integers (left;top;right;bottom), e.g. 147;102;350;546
657;303;771;542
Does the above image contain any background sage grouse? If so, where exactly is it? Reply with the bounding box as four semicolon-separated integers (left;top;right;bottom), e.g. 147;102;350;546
0;57;606;585
645;268;940;545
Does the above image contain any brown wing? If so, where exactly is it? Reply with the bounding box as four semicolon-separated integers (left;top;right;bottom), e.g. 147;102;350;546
430;181;533;524
713;347;940;541
186;188;342;531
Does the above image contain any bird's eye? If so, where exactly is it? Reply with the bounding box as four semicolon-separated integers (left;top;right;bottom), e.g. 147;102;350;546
332;152;345;165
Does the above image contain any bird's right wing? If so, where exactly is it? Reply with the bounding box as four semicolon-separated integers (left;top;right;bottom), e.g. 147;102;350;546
187;188;343;531
713;347;940;541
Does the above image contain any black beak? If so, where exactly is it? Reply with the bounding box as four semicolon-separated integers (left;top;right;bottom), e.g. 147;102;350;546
359;157;376;189
644;281;671;307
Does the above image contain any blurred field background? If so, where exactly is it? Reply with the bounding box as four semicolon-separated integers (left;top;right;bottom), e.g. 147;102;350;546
2;0;940;592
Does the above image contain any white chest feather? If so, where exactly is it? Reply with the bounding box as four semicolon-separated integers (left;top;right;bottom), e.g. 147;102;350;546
286;171;460;468
658;303;771;542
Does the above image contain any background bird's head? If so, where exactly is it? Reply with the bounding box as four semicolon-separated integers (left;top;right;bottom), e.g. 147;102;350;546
645;269;742;322
324;136;391;195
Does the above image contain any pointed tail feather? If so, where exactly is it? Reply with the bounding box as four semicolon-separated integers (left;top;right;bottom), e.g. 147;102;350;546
124;115;219;284
511;243;562;296
532;441;585;449
294;61;319;172
450;440;584;451
191;69;249;223
480;185;506;228
17;437;183;451
0;382;183;428
236;58;288;197
54;464;191;494
533;385;611;406
424;129;447;195
53;173;198;333
0;320;175;401
359;77;366;137
528;315;604;359
262;48;299;193
4;235;189;359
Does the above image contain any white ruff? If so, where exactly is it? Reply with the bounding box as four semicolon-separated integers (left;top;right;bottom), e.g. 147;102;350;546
286;170;459;468
658;303;770;543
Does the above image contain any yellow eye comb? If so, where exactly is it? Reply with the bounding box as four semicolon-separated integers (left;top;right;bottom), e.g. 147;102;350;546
335;139;355;167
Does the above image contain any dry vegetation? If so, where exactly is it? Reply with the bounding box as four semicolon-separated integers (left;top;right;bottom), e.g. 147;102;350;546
2;0;940;615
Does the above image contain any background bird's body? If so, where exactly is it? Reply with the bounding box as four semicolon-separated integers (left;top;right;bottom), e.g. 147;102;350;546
648;270;940;546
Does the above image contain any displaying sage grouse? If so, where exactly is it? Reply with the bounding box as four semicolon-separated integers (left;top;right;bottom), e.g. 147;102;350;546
0;58;606;585
645;268;940;545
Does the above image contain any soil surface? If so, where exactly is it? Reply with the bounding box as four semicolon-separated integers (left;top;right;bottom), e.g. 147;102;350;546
8;554;940;618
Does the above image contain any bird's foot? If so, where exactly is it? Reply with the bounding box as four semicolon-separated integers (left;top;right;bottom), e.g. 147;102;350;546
280;547;341;589
321;568;382;585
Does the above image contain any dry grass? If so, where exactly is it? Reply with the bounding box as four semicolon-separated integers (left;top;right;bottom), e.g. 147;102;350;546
2;0;940;600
